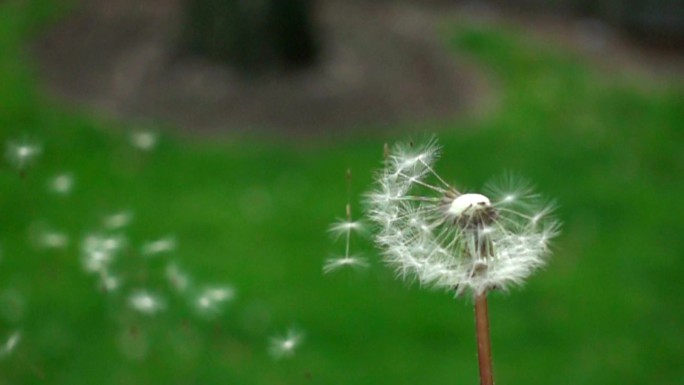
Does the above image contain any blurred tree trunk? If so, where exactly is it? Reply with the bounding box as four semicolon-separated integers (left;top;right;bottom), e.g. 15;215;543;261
183;0;319;72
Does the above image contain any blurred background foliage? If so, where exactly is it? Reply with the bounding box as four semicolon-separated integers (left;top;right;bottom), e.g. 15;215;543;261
486;0;684;47
1;0;683;384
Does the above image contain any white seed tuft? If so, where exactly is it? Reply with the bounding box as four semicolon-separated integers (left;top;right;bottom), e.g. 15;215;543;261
128;291;165;315
194;285;235;317
48;173;74;195
323;256;368;274
141;236;176;257
0;331;21;359
103;211;133;229
268;328;304;359
5;139;41;171
130;130;158;151
165;262;190;292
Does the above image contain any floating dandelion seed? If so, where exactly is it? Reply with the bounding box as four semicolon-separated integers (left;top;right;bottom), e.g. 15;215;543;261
0;331;21;359
5;139;41;172
130;130;157;151
31;222;69;250
365;139;560;385
141;236;176;257
48;173;74;195
103;211;133;229
323;256;369;274
324;169;369;274
194;285;235;317
328;218;366;239
38;230;69;249
99;271;121;292
165;262;190;292
81;233;126;273
269;328;304;359
128;291;165;315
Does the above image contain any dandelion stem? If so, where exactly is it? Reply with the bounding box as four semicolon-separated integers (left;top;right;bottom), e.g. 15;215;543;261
345;204;352;258
475;292;494;385
345;169;353;258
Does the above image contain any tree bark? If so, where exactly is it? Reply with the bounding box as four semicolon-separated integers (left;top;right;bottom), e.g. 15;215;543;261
183;0;318;72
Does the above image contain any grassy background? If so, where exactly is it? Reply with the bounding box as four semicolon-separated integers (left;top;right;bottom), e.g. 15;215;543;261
1;1;683;384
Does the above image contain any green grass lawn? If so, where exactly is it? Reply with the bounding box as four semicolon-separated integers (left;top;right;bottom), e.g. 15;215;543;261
1;1;683;384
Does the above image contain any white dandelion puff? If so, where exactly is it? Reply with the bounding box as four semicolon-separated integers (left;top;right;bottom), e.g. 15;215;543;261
141;236;176;257
130;130;158;151
268;328;304;359
48;173;74;195
367;139;560;296
128;291;165;315
5;139;41;171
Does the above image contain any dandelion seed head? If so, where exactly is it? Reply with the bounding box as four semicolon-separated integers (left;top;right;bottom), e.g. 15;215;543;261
368;140;560;296
447;193;491;217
